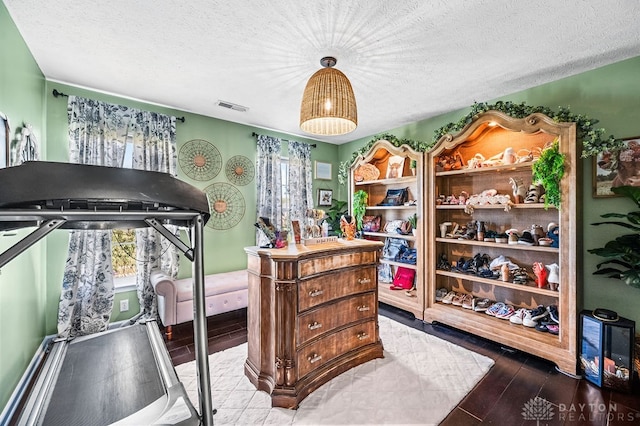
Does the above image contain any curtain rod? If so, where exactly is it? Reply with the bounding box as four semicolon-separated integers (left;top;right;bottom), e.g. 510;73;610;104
252;132;316;148
51;89;185;123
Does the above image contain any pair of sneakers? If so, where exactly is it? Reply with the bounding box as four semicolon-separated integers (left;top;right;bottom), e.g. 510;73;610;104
486;302;515;319
509;305;548;327
536;305;560;335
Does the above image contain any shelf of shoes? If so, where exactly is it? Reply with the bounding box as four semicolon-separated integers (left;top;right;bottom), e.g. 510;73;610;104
424;111;579;375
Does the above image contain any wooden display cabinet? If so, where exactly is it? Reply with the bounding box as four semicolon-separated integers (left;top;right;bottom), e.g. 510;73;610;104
349;139;424;319
424;111;580;375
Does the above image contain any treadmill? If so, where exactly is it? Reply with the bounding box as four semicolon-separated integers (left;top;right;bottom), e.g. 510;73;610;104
0;162;215;426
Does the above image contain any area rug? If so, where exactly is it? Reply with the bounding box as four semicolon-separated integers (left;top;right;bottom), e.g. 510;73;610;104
176;316;494;425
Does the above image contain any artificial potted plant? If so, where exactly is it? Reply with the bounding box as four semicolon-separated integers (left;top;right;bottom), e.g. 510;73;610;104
408;213;418;236
324;199;348;236
352;190;369;233
531;139;565;209
589;185;640;288
410;159;417;176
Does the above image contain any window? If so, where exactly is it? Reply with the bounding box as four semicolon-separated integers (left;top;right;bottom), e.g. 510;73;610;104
112;141;136;290
112;229;136;278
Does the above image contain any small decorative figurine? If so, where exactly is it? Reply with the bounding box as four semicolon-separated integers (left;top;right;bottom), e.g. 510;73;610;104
340;215;357;240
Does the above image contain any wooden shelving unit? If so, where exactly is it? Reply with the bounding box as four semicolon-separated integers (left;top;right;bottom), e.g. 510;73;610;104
349;139;424;319
424;111;580;375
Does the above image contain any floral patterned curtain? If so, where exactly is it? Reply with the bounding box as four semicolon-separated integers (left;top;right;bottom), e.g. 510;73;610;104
131;110;178;322
60;97;177;337
59;96;128;338
288;140;314;223
255;135;282;245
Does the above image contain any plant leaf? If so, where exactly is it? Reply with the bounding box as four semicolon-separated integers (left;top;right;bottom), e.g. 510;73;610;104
591;221;640;232
612;185;640;207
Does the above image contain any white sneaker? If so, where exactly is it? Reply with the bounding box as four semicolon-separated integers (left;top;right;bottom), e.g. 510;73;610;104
509;308;528;325
522;310;536;327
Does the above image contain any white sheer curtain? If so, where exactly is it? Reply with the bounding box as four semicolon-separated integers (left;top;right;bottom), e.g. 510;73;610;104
255;135;282;246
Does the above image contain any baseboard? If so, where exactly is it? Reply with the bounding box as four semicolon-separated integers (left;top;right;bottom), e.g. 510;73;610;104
0;335;53;424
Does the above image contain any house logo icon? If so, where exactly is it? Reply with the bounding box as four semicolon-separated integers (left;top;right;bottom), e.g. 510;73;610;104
522;397;555;425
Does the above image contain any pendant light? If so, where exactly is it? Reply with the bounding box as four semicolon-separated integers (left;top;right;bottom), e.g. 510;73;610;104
300;57;357;136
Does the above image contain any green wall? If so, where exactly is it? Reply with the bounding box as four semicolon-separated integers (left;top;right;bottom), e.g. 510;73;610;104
339;56;640;327
0;2;47;411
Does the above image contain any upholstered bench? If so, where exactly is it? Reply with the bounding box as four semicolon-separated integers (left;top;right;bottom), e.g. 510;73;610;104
150;268;248;339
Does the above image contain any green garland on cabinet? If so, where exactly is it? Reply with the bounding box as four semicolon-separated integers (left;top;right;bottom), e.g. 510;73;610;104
337;133;432;185
339;101;621;209
431;101;622;158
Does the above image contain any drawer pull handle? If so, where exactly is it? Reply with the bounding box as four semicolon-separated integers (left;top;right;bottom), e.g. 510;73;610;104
308;289;324;297
358;278;371;284
308;353;322;364
308;321;322;330
357;332;369;340
357;305;370;312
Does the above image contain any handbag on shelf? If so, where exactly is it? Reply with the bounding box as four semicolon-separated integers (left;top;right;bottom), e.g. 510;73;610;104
382;237;408;260
377;187;409;206
397;246;417;264
390;266;416;290
362;215;381;232
383;219;412;235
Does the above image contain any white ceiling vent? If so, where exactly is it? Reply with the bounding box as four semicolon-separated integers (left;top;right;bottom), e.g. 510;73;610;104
216;100;248;112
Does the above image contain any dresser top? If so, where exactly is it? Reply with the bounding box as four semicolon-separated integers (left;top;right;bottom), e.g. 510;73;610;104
244;238;383;260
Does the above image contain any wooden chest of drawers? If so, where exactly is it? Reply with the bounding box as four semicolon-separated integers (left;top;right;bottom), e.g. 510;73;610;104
244;239;384;409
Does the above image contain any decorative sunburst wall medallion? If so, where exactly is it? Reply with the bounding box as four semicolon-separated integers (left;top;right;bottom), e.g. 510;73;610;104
204;182;246;230
225;155;254;186
179;139;222;181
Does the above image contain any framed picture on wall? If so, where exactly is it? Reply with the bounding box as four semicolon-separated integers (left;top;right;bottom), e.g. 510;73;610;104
314;161;332;180
593;136;640;197
0;111;9;168
317;188;333;206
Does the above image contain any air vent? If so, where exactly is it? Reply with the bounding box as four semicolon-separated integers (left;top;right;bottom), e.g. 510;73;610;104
216;100;248;112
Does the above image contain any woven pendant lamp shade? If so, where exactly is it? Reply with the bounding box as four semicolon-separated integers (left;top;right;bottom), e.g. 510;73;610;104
300;57;357;136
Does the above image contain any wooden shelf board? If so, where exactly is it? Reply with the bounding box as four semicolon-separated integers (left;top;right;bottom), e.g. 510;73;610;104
435;237;558;252
435;203;547;210
435;270;560;297
424;303;576;374
365;205;417;211
435;161;534;177
355;176;417;186
365;231;416;241
381;259;417;269
378;283;423;319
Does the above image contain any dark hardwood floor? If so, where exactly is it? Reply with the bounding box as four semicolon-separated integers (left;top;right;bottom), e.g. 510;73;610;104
164;304;640;425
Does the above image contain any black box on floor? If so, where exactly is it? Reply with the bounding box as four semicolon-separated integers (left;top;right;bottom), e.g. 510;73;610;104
579;309;635;392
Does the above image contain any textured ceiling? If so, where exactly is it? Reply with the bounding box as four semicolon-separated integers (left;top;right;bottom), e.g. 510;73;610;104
4;0;640;144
